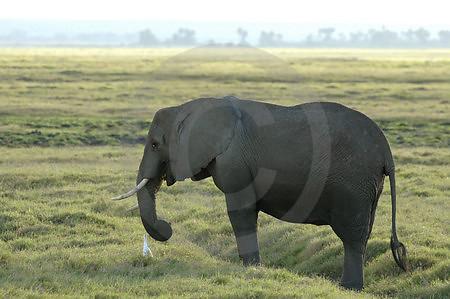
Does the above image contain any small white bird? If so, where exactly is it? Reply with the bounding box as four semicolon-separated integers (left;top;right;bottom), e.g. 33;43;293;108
143;234;153;257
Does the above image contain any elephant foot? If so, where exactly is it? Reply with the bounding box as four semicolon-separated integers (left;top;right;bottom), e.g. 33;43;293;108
340;281;363;291
241;251;260;266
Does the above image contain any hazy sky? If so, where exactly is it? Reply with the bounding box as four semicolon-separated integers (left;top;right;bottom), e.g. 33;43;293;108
1;0;449;25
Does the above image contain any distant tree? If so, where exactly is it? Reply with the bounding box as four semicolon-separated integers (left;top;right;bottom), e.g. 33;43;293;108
438;30;450;46
237;27;248;45
402;28;431;46
138;29;158;46
318;27;335;43
167;28;196;46
368;27;400;47
258;31;283;47
414;28;431;44
402;29;416;44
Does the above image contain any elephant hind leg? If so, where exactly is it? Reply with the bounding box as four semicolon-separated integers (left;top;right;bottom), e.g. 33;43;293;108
364;184;383;259
340;241;364;291
364;197;380;257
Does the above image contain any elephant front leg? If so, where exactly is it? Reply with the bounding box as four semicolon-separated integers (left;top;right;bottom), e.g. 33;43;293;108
227;207;260;266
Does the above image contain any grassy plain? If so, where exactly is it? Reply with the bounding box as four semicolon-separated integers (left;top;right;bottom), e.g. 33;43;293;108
0;48;449;298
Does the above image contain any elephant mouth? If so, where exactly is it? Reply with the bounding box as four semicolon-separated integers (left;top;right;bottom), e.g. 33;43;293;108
163;163;176;186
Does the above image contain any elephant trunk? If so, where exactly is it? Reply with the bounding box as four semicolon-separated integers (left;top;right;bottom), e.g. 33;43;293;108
136;173;172;242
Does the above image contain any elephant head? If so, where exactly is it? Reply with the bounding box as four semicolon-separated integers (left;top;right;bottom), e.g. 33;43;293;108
110;98;240;242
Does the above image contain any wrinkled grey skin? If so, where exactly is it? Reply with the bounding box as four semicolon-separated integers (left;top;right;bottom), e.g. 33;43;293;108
135;96;407;290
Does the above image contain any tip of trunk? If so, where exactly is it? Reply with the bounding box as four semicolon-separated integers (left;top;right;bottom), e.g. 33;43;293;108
142;219;172;242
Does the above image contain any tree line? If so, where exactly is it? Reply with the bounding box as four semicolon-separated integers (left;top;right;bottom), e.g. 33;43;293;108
139;27;450;48
1;27;450;48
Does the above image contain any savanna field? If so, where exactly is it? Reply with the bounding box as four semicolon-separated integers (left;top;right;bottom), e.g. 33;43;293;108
0;48;449;298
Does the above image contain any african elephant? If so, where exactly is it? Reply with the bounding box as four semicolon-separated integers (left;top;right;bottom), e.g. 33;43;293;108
111;96;407;290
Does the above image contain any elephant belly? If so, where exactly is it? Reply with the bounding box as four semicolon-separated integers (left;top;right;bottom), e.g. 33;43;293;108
255;170;332;225
255;168;382;227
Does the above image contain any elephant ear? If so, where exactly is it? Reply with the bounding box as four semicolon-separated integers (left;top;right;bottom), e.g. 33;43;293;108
168;98;240;181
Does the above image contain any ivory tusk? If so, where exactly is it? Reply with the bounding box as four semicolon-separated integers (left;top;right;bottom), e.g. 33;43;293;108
110;178;149;200
126;204;139;212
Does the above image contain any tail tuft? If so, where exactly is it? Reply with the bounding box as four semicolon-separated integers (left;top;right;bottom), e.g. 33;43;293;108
390;236;408;271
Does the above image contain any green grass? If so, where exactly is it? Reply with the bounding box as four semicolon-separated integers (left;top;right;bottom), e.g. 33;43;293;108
0;48;449;298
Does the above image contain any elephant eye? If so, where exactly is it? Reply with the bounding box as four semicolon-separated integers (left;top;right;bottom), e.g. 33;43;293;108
151;141;159;150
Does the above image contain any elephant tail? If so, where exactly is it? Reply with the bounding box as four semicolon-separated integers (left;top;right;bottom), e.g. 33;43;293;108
387;170;408;271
